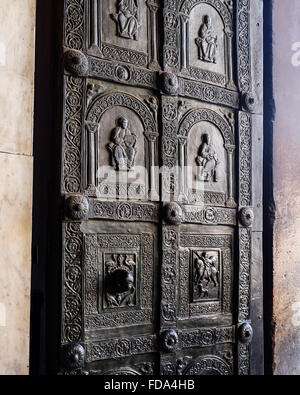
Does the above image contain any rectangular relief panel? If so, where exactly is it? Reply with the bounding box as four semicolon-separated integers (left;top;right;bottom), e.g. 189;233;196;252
87;0;160;70
83;80;159;201
162;97;237;208
62;220;159;368
82;221;158;335
178;224;234;324
178;0;235;90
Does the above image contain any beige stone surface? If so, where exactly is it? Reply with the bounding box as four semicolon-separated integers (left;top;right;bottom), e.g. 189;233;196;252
0;0;35;375
272;0;300;375
0;0;35;155
0;153;33;375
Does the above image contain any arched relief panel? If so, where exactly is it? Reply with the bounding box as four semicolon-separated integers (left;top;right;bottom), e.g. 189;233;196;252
187;121;227;194
85;91;159;200
178;107;236;207
87;0;160;70
179;0;235;89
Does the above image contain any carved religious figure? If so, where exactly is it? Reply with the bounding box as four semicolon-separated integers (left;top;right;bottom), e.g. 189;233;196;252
105;254;136;308
195;15;218;63
194;252;219;298
111;0;141;41
196;133;220;182
108;117;137;171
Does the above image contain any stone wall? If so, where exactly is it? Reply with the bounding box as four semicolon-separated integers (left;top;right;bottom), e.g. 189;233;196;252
0;0;35;374
271;0;300;375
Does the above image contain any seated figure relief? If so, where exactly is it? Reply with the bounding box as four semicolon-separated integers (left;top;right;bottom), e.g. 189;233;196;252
195;15;218;64
196;133;220;182
108;117;138;171
111;0;141;41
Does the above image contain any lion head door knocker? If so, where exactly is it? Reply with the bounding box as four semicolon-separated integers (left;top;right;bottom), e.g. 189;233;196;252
107;117;138;171
195;15;218;64
104;254;136;308
194;252;219;299
196;133;220;182
111;0;141;41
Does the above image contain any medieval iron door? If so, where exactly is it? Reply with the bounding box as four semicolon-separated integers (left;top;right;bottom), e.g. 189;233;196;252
60;0;263;375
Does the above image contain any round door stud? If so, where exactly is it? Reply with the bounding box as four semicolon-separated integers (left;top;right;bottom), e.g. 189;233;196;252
242;92;256;113
161;72;179;95
164;202;183;225
62;344;85;371
239;322;253;344
161;330;179;352
64;49;88;76
65;195;89;220
239;207;254;227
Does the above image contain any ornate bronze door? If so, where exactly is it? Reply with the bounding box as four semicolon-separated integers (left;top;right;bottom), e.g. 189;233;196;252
60;0;263;375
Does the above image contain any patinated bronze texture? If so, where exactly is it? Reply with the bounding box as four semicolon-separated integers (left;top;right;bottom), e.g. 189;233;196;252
58;0;263;376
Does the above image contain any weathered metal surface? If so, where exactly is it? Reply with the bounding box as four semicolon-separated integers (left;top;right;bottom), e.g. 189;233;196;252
59;0;263;375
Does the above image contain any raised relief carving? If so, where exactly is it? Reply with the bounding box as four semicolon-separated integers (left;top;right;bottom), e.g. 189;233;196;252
111;0;141;40
193;251;220;300
183;356;232;375
108;117;138;171
195;15;218;64
86;335;157;362
104;253;136;309
196;133;220;182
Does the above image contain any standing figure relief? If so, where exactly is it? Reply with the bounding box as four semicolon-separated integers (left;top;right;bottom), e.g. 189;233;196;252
195;15;218;64
196;133;220;182
111;0;141;41
108;117;138;171
194;252;219;299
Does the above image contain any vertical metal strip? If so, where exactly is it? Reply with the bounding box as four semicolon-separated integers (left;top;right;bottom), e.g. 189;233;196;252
163;0;180;73
237;0;251;93
238;111;252;375
62;222;84;344
64;0;85;51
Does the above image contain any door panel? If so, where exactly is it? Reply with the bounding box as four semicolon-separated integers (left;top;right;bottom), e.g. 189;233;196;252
60;0;263;375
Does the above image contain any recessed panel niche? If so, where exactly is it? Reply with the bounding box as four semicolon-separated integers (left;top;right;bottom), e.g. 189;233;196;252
102;0;149;55
189;4;225;78
187;121;227;195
